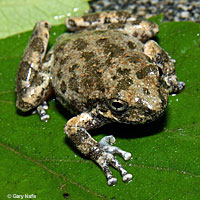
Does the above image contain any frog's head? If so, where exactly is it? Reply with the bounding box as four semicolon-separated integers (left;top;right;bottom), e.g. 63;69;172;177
99;61;169;124
102;89;168;124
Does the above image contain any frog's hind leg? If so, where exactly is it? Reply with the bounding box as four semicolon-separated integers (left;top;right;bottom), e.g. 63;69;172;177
16;21;54;121
65;111;133;186
66;11;137;31
66;11;158;42
144;40;185;93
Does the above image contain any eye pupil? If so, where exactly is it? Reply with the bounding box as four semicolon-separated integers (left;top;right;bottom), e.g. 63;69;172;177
112;102;123;109
108;99;128;112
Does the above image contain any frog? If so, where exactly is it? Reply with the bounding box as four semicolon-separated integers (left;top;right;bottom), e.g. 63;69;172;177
16;11;185;186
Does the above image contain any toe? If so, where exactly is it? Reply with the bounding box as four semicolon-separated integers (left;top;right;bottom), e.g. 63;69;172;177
123;152;132;160
122;173;133;182
108;177;117;186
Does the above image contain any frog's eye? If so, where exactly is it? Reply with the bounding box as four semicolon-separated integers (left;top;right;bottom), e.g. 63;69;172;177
108;99;128;112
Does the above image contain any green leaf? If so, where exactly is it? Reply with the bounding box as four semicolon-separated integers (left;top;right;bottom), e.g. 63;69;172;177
0;0;89;39
149;14;164;25
0;18;200;199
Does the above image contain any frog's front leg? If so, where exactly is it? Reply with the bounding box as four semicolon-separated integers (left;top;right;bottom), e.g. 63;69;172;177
16;21;54;121
144;40;185;93
64;111;132;186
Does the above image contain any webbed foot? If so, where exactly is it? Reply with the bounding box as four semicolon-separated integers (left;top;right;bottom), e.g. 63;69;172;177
32;101;50;122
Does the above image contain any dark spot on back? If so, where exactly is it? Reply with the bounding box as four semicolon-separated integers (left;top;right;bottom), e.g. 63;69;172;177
81;51;95;62
69;77;79;93
117;68;131;76
96;37;124;57
82;60;105;93
73;38;88;50
103;42;124;57
127;41;136;49
69;64;79;73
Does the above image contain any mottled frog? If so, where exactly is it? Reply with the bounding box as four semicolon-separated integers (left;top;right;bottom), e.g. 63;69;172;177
16;11;184;186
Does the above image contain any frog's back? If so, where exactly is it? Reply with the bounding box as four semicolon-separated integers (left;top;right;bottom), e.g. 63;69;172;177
51;30;146;113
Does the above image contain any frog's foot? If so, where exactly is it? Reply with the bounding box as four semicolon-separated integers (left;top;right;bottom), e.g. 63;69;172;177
176;81;185;92
99;136;132;160
163;75;185;94
33;101;50;122
98;135;132;186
